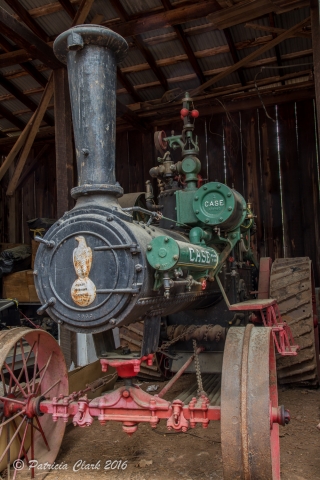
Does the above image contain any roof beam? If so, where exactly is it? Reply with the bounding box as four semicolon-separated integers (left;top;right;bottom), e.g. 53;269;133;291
16;144;49;189
6;77;54;195
269;12;284;83
0;34;48;88
0;103;26;130
0;6;63;70
72;0;95;25
160;0;205;84
207;0;308;30
57;0;76;19
107;1;220;37
117;68;143;103
109;0;168;90
190;16;311;96
116;100;150;133
3;0;49;42
0;34;279;70
245;21;310;38
0;71;54;126
223;28;246;86
0;48;312;101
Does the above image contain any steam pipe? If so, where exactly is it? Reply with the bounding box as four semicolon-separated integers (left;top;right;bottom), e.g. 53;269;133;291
53;25;128;199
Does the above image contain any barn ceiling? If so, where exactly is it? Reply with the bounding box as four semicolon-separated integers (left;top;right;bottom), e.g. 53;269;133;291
0;0;313;138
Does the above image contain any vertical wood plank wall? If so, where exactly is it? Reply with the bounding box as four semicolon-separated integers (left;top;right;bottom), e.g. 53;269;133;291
0;99;319;284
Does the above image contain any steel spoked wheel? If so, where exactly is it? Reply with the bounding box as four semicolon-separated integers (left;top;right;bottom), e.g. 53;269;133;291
0;328;68;479
221;325;281;480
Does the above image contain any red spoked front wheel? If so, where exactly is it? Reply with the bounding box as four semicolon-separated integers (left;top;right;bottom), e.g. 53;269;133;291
0;328;68;479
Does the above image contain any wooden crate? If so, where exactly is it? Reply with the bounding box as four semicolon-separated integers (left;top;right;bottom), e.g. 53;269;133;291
0;243;24;253
3;270;39;303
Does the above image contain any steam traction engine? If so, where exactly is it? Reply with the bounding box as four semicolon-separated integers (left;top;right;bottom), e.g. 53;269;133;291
1;24;317;480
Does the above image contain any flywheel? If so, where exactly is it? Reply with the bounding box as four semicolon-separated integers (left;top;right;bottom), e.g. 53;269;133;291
270;257;320;386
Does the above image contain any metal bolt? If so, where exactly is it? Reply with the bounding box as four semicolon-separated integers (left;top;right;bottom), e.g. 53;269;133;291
81;148;89;156
227;193;232;197
219;217;223;222
195;210;199;214
228;207;232;211
205;219;209;223
147;245;152;251
194;196;198;201
217;184;221;189
107;215;113;221
173;255;179;261
203;186;207;190
135;264;143;272
33;270;38;276
164;237;169;242
110;318;116;325
155;264;161;269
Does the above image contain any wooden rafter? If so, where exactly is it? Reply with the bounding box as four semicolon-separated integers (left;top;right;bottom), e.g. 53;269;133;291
0;103;26;131
160;0;206;84
109;0;168;91
117;69;142;103
0;34;48;88
58;0;76;19
190;16;311;96
0;32;306;73
6;76;54;195
3;0;49;42
0;48;312;103
223;28;246;86
211;0;246;86
0;7;62;70
72;0;95;25
108;1;220;38
268;12;284;82
207;0;308;30
16;144;50;189
245;22;311;38
0;71;53;126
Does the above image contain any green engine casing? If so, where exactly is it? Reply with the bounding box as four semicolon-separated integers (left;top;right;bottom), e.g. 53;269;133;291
146;236;219;273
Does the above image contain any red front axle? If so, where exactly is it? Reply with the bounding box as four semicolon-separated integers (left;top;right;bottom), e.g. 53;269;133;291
1;353;290;437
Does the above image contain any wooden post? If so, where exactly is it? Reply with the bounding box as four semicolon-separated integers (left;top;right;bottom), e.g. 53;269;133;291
54;68;76;368
53;68;74;217
311;3;320;149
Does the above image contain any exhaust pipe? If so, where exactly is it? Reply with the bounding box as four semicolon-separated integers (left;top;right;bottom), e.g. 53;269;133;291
53;25;128;199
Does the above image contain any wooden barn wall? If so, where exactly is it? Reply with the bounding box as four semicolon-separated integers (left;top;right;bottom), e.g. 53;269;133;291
0;99;319;285
0;145;57;245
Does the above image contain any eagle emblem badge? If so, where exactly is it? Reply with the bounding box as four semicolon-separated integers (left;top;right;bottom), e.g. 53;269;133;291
71;236;96;307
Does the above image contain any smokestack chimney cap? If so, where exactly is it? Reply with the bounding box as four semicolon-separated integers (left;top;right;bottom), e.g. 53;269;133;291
53;24;128;64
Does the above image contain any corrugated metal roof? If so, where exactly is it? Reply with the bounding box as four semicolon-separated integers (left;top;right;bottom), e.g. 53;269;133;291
0;0;314;122
148;39;185;60
120;0;162;16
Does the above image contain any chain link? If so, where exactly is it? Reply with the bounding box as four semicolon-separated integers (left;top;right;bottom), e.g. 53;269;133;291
157;325;198;352
193;339;206;397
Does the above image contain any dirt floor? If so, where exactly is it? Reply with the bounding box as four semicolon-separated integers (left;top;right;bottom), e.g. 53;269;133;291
3;375;320;480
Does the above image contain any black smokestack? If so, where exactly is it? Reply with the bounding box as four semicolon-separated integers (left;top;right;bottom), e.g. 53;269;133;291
53;25;128;199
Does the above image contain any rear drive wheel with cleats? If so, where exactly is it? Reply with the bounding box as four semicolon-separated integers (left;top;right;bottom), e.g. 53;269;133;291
0;328;68;479
221;325;281;480
270;257;320;386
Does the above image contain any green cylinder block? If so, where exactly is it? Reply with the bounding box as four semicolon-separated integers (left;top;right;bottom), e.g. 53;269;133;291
146;236;219;272
192;182;246;230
